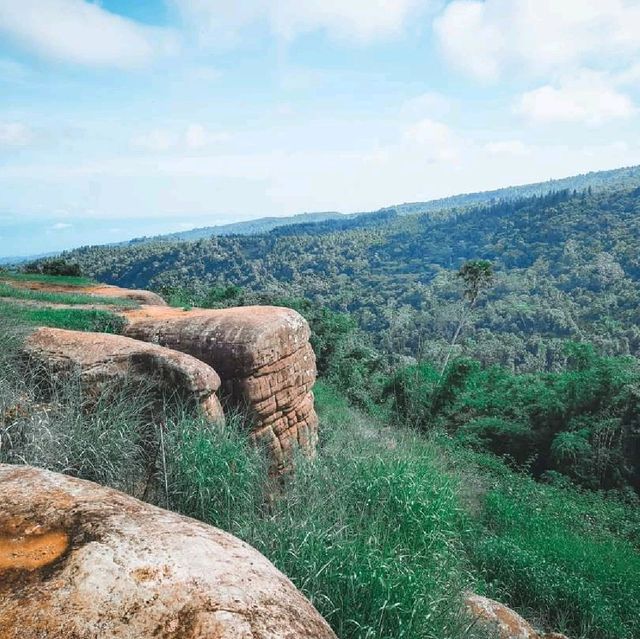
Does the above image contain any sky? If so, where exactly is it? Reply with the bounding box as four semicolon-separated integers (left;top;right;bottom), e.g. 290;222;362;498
1;0;640;257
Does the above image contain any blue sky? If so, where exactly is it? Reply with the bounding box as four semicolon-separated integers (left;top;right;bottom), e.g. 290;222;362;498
1;0;640;256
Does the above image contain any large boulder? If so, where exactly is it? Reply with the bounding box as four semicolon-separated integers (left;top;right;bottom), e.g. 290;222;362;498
22;327;224;422
123;305;318;475
0;464;337;639
465;594;570;639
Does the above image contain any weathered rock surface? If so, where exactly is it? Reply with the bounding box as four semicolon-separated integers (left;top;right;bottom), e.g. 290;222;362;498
465;594;570;639
22;327;223;422
0;464;337;639
123;305;318;474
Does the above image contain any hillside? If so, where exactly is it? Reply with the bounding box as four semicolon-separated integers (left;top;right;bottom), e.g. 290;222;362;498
112;164;640;247
1;271;639;639
67;184;640;373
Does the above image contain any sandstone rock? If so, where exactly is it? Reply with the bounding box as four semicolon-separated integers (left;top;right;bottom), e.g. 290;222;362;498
22;327;223;422
465;594;539;639
123;305;318;474
0;464;337;639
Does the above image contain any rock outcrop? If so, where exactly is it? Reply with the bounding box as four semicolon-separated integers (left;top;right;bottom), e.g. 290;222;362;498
123;305;318;474
465;594;570;639
0;464;337;639
22;327;224;422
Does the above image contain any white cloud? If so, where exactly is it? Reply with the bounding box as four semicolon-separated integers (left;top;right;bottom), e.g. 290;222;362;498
401;92;453;119
174;0;426;44
0;122;35;147
51;222;72;230
484;140;531;156
403;118;461;162
434;0;640;81
518;73;635;125
0;0;177;69
133;124;230;152
132;129;177;152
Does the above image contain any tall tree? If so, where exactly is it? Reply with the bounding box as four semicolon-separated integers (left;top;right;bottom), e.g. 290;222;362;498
440;259;494;375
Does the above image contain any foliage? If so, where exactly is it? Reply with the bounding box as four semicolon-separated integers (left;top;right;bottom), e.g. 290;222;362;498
453;444;640;639
23;258;82;277
386;346;640;494
0;300;126;333
0;271;95;287
0;282;138;307
64;184;640;372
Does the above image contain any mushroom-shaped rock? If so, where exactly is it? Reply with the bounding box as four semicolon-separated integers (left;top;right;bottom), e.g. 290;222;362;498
123;305;318;474
0;464;337;639
465;594;567;639
22;327;223;422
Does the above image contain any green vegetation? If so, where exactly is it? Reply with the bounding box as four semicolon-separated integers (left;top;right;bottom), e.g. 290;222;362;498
66;185;640;374
23;257;83;277
10;169;640;638
0;300;126;333
0;282;138;308
2;323;638;639
385;344;640;494
0;270;95;287
457;445;640;639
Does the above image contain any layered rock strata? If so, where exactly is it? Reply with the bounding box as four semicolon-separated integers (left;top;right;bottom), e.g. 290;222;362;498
123;305;318;474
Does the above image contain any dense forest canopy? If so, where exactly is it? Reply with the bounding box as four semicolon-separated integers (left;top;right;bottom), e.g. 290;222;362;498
69;183;640;372
52;173;640;498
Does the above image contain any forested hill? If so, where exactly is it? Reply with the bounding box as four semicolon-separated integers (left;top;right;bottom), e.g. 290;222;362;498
388;163;640;216
67;183;640;372
125;164;640;245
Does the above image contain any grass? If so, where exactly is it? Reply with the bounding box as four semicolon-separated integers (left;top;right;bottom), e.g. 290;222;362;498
0;271;96;287
0;282;138;307
1;308;637;639
0;300;126;333
446;443;640;639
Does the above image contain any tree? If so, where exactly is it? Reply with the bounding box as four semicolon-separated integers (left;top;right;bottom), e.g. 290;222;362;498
440;259;494;375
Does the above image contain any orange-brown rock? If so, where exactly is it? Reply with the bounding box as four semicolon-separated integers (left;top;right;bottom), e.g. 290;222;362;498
22;327;223;422
0;464;337;639
465;594;570;639
123;305;318;474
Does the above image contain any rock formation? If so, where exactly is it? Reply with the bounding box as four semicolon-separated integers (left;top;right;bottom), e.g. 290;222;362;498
465;594;570;639
123;305;318;474
22;327;224;422
0;464;337;639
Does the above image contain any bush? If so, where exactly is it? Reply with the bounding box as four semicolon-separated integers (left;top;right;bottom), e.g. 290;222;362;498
24;258;82;277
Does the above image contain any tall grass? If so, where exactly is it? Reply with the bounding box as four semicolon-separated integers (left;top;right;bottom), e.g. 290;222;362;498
0;301;126;333
0;271;96;287
448;445;640;639
5;305;636;639
165;383;485;639
0;282;138;307
0;331;485;639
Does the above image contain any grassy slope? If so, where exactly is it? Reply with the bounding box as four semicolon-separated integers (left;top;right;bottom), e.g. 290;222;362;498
0;283;138;307
0;301;125;333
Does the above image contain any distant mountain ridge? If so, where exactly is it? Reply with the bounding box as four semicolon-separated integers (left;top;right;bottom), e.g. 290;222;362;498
125;164;640;245
126;211;346;244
